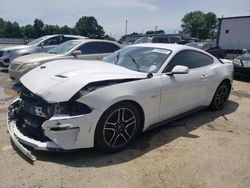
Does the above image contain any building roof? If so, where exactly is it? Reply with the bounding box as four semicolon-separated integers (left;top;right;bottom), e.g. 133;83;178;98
219;15;250;20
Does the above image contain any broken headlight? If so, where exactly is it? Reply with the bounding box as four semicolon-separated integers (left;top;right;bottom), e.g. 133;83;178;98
56;101;93;116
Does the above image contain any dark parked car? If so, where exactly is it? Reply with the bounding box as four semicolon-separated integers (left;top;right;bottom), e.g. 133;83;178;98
178;37;202;44
133;36;181;44
233;51;250;77
186;42;226;58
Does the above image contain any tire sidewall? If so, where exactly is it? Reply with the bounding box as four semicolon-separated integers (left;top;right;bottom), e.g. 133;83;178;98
95;102;141;152
210;82;230;111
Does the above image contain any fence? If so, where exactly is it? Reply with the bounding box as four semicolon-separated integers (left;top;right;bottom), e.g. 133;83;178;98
0;38;33;44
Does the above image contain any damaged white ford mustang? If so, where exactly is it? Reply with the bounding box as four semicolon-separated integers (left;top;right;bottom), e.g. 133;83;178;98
7;44;233;161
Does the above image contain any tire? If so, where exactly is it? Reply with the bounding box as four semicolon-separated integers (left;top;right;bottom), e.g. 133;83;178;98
95;102;141;152
209;82;230;111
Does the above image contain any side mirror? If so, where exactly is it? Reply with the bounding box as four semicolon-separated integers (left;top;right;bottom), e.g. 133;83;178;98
72;50;82;57
166;65;189;75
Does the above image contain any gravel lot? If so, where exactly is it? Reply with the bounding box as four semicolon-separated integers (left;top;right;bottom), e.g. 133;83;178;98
0;70;250;188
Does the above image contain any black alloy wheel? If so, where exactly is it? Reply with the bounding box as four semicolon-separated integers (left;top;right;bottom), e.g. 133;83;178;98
95;102;141;152
210;82;230;111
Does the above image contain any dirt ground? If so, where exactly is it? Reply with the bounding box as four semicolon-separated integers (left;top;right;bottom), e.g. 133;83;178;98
0;70;250;188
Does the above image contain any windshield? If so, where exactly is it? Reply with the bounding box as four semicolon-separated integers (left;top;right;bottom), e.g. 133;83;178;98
28;36;48;46
133;37;152;44
48;40;81;54
103;47;171;73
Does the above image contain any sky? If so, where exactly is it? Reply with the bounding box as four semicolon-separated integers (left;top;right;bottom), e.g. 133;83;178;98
0;0;249;39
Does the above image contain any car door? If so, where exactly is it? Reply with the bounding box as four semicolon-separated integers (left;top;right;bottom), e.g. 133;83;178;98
77;42;120;60
76;42;101;60
159;50;214;120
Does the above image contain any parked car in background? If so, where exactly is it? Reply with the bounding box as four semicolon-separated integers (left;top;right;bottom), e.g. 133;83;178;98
0;46;28;69
233;50;250;77
9;39;122;82
0;34;87;69
177;37;202;44
133;36;181;44
7;43;233;161
186;42;226;59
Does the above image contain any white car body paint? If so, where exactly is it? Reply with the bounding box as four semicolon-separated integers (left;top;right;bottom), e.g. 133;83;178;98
20;59;147;103
7;43;233;161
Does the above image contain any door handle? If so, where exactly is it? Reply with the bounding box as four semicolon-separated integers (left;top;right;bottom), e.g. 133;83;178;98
200;74;208;79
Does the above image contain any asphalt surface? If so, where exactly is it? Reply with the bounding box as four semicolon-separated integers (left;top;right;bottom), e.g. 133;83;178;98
0;68;250;188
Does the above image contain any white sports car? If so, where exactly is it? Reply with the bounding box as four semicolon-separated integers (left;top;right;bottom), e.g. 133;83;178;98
7;44;233;161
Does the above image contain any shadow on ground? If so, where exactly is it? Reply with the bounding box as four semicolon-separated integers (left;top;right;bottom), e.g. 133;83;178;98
24;100;239;167
0;69;8;73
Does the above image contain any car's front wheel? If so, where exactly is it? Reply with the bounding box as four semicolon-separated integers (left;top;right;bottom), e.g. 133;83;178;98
210;82;231;111
95;102;141;152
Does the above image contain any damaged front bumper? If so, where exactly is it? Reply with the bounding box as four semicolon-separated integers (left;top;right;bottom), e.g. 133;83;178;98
7;118;61;161
7;98;63;161
7;97;98;161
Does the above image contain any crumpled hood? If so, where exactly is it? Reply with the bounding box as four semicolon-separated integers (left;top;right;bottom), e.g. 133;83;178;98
20;59;147;103
13;52;62;64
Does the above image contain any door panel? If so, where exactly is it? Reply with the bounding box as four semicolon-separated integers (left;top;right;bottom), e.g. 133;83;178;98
160;68;211;121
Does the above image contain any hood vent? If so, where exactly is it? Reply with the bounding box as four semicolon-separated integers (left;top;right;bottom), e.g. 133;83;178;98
54;75;68;78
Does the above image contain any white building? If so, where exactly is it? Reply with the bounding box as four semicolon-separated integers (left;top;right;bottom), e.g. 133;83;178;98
217;16;250;54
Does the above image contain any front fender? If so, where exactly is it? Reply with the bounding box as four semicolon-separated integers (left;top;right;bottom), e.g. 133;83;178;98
78;77;162;130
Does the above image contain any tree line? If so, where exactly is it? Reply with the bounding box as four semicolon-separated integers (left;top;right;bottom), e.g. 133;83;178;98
125;11;218;41
0;11;218;41
0;16;115;40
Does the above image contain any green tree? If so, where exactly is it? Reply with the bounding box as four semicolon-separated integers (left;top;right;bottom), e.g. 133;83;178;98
75;16;105;38
33;19;44;37
60;25;72;34
102;34;116;41
181;11;217;40
43;24;61;35
21;24;34;38
3;21;21;38
0;18;6;37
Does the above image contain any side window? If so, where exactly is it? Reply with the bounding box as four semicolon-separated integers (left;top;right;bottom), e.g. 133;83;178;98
63;36;77;42
169;37;180;43
151;37;160;43
165;50;213;72
44;36;62;46
78;42;100;54
98;42;120;53
159;37;169;43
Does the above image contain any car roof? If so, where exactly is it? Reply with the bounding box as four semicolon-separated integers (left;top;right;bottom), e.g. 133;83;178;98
130;43;198;51
43;34;87;39
68;39;121;45
128;43;215;57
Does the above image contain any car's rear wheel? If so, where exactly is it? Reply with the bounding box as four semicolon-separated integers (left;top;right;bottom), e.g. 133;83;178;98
210;82;230;111
95;102;141;152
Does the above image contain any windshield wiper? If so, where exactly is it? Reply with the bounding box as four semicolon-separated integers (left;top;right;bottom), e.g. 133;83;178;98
47;51;57;54
127;54;140;71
